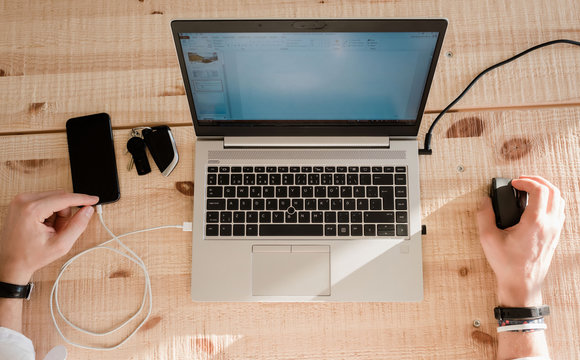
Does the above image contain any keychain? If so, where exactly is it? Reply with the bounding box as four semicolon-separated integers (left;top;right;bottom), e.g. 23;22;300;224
126;125;179;177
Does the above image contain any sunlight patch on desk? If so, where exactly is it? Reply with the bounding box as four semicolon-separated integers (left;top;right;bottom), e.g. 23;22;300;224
159;334;243;359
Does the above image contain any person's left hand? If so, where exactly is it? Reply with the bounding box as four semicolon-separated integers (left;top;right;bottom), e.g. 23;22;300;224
0;190;99;285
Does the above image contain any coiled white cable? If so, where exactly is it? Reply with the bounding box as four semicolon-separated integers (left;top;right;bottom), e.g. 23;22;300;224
49;204;191;350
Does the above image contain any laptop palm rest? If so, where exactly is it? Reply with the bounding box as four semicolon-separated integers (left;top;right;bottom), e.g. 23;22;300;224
252;245;331;296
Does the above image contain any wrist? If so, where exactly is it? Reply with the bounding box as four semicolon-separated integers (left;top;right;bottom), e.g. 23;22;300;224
0;261;33;286
497;283;543;307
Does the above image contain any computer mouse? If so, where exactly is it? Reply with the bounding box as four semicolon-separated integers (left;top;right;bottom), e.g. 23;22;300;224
490;178;528;229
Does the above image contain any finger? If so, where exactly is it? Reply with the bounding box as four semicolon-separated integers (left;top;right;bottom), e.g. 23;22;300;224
50;206;95;256
510;178;549;221
56;207;72;218
34;193;99;221
476;197;502;242
519;175;561;213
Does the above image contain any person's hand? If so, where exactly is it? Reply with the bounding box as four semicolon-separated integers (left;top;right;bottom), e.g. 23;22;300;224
0;190;99;285
477;176;565;307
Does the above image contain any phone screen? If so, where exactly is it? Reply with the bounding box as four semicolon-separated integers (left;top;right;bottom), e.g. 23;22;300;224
66;113;120;204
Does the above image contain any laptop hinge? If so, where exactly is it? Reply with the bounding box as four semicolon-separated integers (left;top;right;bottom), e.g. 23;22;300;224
223;137;390;149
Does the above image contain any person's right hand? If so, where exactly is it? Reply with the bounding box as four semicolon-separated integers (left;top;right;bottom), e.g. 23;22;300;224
477;176;565;307
0;190;99;285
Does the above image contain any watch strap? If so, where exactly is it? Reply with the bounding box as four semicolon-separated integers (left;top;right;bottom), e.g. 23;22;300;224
494;305;550;321
0;281;34;300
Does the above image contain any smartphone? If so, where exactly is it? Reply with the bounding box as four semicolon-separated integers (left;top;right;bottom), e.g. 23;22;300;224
66;113;120;205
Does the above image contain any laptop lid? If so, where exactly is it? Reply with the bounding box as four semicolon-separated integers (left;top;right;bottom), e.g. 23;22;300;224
171;19;447;137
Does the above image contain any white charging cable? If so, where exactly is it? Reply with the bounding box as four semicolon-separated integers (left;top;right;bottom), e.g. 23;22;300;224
49;204;192;351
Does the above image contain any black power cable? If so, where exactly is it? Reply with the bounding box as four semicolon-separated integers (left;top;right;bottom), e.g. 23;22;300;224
419;39;580;155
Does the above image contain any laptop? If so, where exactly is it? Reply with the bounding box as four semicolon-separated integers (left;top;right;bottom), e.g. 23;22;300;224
171;19;447;301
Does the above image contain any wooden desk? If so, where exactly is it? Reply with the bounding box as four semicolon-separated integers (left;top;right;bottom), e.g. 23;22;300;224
1;1;578;358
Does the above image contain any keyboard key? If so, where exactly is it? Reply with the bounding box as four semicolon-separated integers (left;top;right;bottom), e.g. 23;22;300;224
318;199;329;210
373;174;393;185
370;199;382;210
344;198;356;210
269;174;281;185
312;211;323;223
298;212;310;223
292;199;304;210
364;211;394;223
289;187;301;197
255;166;265;173
266;166;277;172
207;174;217;185
313;166;324;173
246;212;258;223
301;166;312;173
260;224;323;236
290;166;300;172
207;199;225;210
360;166;370;173
356;199;369;210
348;166;359;172
240;199;252;210
395;166;406;173
338;212;349;223
364;224;376;236
324;166;335;172
379;186;394;210
347;174;358;185
366;186;378;197
395;199;407;210
276;186;288;198
237;186;249;198
244;174;255;185
220;211;232;223
278;166;288;172
338;224;349;236
272;212;285;223
396;212;408;223
206;224;218;236
282;174;294;185
325;224;336;236
328;186;339;198
354;186;365;198
334;174;345;185
231;166;242;173
396;224;408;237
233;212;245;223
257;174;268;185
227;199;239;210
279;199;291;210
259;212;271;223
285;212;297;223
350;211;362;223
207;166;218;173
224;186;236;198
384;166;394;173
233;224;245;236
253;199;265;210
266;199;277;210
219;166;230;172
295;174;307;185
395;186;407;197
395;174;406;185
250;186;262;197
315;186;326;197
243;166;253;172
377;224;395;236
302;186;314;197
360;174;371;185
207;186;223;198
218;174;229;185
206;212;219;223
337;166;347;172
331;199;342;210
305;199;317;210
220;224;232;236
246;225;258;236
351;224;362;236
324;211;337;223
372;166;382;172
321;174;333;185
340;186;352;197
263;187;275;197
308;174;320;185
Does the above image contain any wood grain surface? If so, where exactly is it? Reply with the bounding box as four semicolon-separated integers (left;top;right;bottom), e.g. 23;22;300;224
0;0;579;359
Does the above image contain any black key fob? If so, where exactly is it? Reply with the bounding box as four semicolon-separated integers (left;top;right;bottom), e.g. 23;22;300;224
142;126;179;176
127;137;151;175
490;178;528;229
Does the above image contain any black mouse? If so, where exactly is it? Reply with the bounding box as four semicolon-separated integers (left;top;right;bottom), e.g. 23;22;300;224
490;178;528;229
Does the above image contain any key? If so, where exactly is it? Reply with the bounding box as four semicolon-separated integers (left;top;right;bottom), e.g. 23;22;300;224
127;136;151;175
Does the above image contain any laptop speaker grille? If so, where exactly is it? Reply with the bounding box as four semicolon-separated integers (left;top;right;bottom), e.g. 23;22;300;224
208;150;406;160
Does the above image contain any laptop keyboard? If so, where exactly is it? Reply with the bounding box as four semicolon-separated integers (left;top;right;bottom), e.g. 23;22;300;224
204;165;409;239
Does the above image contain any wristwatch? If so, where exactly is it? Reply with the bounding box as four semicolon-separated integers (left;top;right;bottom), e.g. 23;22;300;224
494;305;550;321
0;281;34;300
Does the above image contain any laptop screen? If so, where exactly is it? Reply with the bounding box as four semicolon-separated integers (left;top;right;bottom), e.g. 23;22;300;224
179;32;438;124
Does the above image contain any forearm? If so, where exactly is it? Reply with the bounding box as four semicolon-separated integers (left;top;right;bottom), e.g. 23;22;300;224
0;298;23;333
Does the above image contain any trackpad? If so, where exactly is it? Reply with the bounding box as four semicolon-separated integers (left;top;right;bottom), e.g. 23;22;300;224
252;245;330;296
